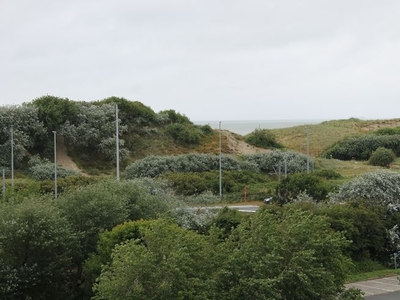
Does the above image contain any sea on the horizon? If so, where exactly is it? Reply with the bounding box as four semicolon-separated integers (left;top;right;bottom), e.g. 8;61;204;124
193;119;326;135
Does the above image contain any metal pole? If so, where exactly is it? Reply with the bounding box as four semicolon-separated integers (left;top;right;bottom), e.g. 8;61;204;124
53;131;57;198
116;104;120;181
11;125;14;186
2;168;5;198
284;159;287;178
306;127;310;172
219;121;222;200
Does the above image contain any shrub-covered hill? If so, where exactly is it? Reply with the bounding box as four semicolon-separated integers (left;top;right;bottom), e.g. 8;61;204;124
0;95;271;174
2;95;400;175
270;118;400;157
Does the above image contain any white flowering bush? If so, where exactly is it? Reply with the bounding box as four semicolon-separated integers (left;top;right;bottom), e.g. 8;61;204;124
329;170;400;207
60;102;129;161
243;150;311;175
0;105;47;168
29;163;79;181
124;153;256;178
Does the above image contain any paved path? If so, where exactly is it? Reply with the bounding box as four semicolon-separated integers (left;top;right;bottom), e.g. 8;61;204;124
365;291;400;300
346;276;400;298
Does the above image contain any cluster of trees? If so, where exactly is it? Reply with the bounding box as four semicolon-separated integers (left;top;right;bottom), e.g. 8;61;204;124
0;179;183;299
91;209;356;300
1;179;369;300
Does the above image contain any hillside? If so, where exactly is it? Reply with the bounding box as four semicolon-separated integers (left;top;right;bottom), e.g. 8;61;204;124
62;117;400;174
271;118;400;157
2;96;400;176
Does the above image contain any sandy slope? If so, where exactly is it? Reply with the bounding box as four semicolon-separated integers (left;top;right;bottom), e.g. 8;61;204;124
223;130;271;155
56;135;81;172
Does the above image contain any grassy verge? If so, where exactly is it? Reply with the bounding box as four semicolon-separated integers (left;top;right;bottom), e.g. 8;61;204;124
346;268;400;283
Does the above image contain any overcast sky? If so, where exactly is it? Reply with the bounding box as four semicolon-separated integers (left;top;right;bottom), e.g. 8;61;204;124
1;1;400;121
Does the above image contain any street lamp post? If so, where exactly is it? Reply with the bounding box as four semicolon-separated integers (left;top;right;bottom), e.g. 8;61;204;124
2;168;5;198
11;125;14;186
219;121;222;200
306;127;310;172
116;104;120;181
53;131;57;198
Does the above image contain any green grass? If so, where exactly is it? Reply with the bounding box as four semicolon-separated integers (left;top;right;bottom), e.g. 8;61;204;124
346;268;400;283
314;158;384;178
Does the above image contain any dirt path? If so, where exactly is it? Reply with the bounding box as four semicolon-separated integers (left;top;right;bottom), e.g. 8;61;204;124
223;130;271;155
56;135;81;172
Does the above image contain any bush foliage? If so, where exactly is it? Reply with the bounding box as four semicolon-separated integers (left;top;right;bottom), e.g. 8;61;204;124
368;147;395;167
124;153;256;178
322;134;400;160
243;150;312;175
245;128;283;149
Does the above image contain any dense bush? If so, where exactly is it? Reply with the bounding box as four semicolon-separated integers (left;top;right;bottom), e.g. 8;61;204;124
373;127;400;135
319;203;389;261
124;153;256;178
29;163;79;180
98;97;157;128
329;170;400;207
161;170;270;196
245;128;283;149
368;147;395;167
0;198;78;299
166;123;201;144
159;109;192;124
0;105;47;167
198;124;214;135
31;95;78;131
243;150;312;175
60;102;130;161
322;134;400;160
276;172;331;203
92;210;351;300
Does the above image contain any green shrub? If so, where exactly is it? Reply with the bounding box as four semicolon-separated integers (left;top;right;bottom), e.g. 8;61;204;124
373;127;400;135
166;123;201;144
161;170;270;196
322;134;400;160
245;128;283;149
29;163;79;181
368;147;395;167
276;172;330;203
199;124;214;135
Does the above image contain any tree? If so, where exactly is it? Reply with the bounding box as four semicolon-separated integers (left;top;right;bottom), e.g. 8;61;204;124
368;147;395;167
215;208;351;300
92;219;216;300
318;203;389;261
0;197;77;299
83;220;153;298
92;209;351;300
